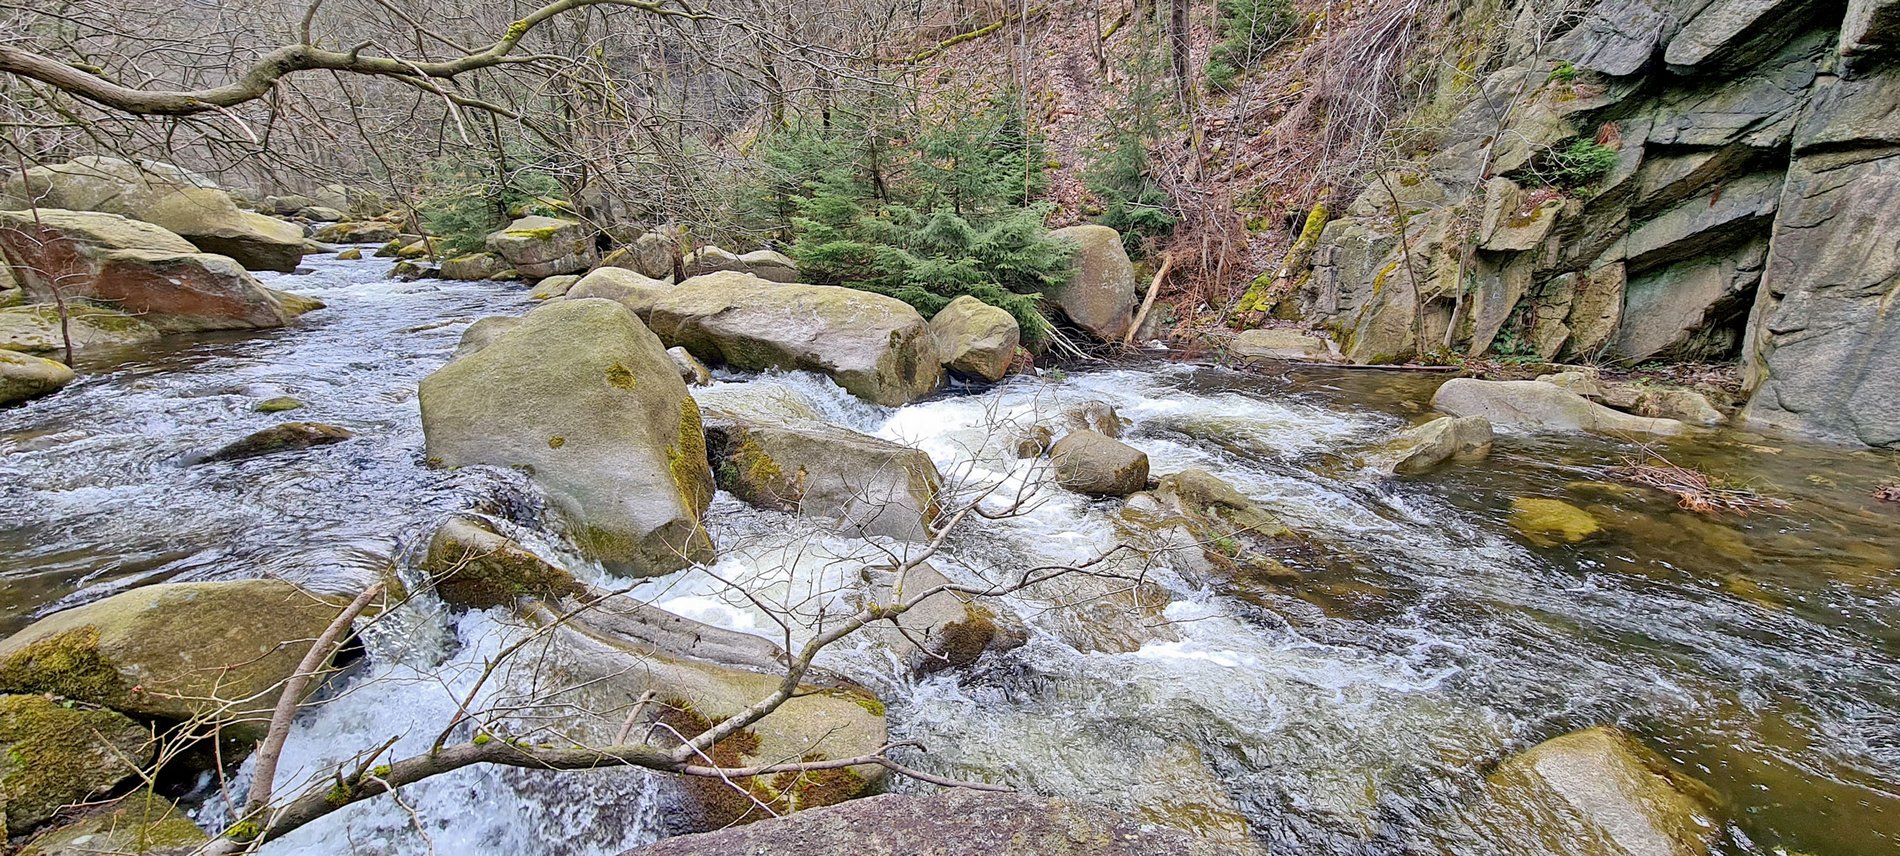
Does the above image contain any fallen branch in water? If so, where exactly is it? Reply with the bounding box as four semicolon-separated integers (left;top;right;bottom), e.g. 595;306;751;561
1607;458;1787;515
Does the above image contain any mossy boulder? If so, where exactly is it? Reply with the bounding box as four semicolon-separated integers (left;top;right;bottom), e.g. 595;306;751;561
18;789;207;856
929;295;1019;381
1432;379;1686;436
312;220;399;244
702;413;944;541
1120;469;1296;585
0;350;76;406
599;229;678;279
1479;726;1720;856
419;298;716;577
0;695;152;831
0;580;354;732
440;252;506;281
0;210;294;333
859;563;1026;674
649;271;942;406
1509;497;1602;546
1046;224;1137;342
253;395;304;413
395;239;432;260
0;304;161;356
680;245;746;278
527;274;580;301
1050;429;1149;496
421;517;585;610
335;247;363;261
568;266;672;316
1374;415;1494;474
454;316;523;357
485;215;597;279
199;422;352;463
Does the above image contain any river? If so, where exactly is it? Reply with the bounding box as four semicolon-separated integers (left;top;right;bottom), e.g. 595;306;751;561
1;254;1894;855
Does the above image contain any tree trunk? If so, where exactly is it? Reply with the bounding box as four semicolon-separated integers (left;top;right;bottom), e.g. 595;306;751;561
1170;0;1190;107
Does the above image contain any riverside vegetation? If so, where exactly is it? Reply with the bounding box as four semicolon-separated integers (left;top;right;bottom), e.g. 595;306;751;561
0;0;1897;854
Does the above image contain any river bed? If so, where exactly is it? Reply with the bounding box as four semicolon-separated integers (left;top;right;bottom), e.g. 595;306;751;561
1;255;1895;855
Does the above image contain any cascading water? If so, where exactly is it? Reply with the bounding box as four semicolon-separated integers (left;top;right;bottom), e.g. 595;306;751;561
1;254;1894;855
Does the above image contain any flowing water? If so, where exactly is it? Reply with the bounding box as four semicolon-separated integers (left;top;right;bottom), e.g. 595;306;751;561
1;255;1895;855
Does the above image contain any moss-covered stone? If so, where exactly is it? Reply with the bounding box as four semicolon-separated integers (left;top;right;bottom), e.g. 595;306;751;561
0;580;354;733
1509;497;1602;546
0;304;162;355
1480;726;1719;856
0;350;76;406
703;414;942;540
252;396;304;413
421;517;585;610
199;422;352;463
0;694;153;831
18;789;207;856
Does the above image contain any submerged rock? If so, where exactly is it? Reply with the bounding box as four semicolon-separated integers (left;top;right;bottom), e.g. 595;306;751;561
17;789;207;856
1050;429;1149;496
1058;400;1126;438
1376;415;1494;474
419;298;715;576
1509;497;1602;546
0;209;297;333
252;395;304;413
929;294;1019;381
1432;379;1685;436
1120;469;1297;585
1479;726;1719;856
421;517;584;610
0;580;355;731
1046;224;1135;341
202;422;352;463
0;694;152;831
0;350;75;406
703;414;943;541
485;215;597;280
649;271;942;406
623;788;1256;856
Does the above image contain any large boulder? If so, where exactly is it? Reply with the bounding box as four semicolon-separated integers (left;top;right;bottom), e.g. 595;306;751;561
420;517;584;610
857;563;1025;674
1478;726;1719;856
680;245;746;278
1046;224;1135;341
0;694;152;831
519;596;886;831
1374;415;1494;474
702;414;943;541
930;295;1019;381
649;271;942;406
485;216;597;279
0;350;75;406
567;266;672;316
419;298;715;576
0;209;296;333
1049;429;1149;496
311;220;399;245
603;229;677;279
0;580;353;731
4;157;303;272
440;252;507;281
17;790;208;856
623;788;1256;856
1231;328;1332;362
1432;379;1686;436
739;248;799;282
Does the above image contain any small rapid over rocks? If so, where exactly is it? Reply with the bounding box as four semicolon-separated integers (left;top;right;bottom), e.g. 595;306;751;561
2;254;1895;855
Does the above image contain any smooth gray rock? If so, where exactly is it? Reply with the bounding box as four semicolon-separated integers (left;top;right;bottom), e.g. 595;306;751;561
1432;379;1685;435
1050;429;1149;496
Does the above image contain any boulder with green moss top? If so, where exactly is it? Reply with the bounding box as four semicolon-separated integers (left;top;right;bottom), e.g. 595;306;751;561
0;695;152;831
1432;379;1686;436
0;580;354;732
440;252;506;281
1374;415;1494;474
485;215;597;279
265;287;324;318
253;395;303;413
598;229;679;279
859;563;1026;674
527;274;580;301
4;157;303;272
1050;429;1148;496
312;220;399;245
395;239;432;259
420;298;715;576
421;517;584;610
390;259;438;281
1120;469;1297;584
1509;497;1602;546
702;412;943;541
930;295;1019;381
568;266;672;316
1045;224;1134;341
1478;726;1720;856
649;271;942;406
0;350;76;406
18;789;208;856
519;596;887;831
0;210;295;333
0;305;160;354
622;788;1257;856
335;247;363;261
200;422;352;463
